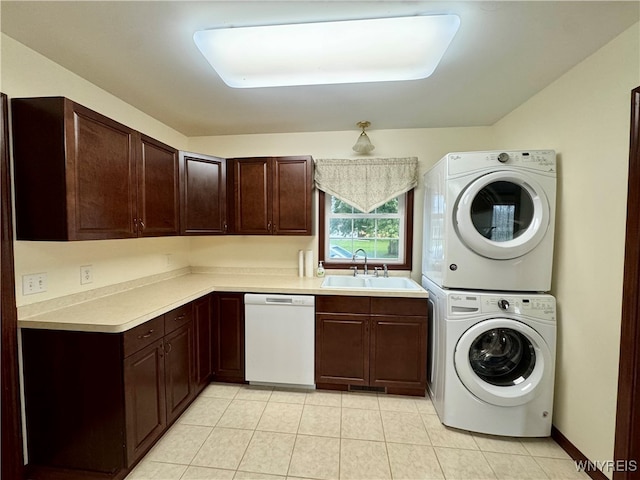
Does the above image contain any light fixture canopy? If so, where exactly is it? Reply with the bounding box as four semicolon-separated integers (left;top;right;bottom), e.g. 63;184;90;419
193;14;460;88
353;121;375;154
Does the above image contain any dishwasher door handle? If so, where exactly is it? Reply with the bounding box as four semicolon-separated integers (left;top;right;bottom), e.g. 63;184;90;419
265;297;294;304
244;293;315;307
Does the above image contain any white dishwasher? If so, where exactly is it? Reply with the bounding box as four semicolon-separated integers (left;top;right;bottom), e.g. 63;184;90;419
244;293;315;388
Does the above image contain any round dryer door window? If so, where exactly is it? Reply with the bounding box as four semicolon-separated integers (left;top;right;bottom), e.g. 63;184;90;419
455;171;550;259
454;318;552;407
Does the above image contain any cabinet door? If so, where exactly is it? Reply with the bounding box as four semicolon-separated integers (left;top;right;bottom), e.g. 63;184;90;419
137;135;180;236
231;158;272;234
180;152;227;234
315;314;369;386
70;101;138;239
272;156;312;235
212;293;245;381
194;295;213;392
164;322;194;424
369;315;427;390
124;339;166;467
22;329;126;474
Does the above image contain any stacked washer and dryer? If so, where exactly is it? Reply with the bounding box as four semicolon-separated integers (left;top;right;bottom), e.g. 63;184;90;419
421;150;557;437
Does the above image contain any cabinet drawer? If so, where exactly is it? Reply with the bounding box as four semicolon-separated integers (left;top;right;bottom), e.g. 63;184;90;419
164;303;193;334
123;316;165;358
316;295;370;314
371;297;428;317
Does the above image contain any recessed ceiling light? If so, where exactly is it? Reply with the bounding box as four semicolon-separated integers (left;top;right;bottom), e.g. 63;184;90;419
193;15;460;88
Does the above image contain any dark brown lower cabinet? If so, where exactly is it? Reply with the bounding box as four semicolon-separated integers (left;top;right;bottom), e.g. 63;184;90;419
193;294;213;393
22;330;126;478
22;300;202;480
124;338;166;466
370;315;427;390
164;322;194;424
315;314;369;385
315;295;428;396
211;292;245;383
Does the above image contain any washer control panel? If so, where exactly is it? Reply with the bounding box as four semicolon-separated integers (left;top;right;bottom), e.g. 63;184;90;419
446;292;556;321
481;295;556;320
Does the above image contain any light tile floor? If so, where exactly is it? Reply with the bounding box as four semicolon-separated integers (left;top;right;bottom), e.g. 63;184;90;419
125;383;590;480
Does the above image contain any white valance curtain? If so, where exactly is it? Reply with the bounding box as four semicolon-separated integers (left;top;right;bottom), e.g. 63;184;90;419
314;157;419;213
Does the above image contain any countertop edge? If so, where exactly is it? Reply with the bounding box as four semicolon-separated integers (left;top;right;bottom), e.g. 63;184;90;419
17;273;428;333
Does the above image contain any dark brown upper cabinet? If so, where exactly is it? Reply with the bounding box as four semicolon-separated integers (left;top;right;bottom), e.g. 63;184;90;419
228;156;313;235
138;135;180;237
179;151;227;235
11;97;179;240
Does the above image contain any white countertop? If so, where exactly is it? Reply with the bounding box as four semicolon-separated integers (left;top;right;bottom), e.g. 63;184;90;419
17;272;428;333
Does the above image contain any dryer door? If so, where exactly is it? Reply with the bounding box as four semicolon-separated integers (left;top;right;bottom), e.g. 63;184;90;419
455;171;550;259
454;318;552;407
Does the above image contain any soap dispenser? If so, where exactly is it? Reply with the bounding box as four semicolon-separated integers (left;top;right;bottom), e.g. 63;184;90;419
317;261;325;277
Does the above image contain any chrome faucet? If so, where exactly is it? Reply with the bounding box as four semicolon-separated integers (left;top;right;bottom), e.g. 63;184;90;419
352;248;368;276
374;264;389;277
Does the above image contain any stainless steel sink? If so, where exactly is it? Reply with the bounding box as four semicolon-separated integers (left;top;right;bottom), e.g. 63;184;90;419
321;275;421;291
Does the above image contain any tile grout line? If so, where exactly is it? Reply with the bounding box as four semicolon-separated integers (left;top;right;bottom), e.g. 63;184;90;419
186;385;239;476
284;393;305;479
233;385;272;477
338;394;343;480
378;395;395;480
477;447;501;480
418;402;453;480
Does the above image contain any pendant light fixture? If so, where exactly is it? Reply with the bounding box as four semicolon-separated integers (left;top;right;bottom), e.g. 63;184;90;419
352;121;375;154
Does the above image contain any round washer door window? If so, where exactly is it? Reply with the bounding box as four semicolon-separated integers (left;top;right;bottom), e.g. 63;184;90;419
454;318;552;407
455;171;550;259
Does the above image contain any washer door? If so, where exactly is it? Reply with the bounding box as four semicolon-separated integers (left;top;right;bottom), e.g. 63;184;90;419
454;318;552;407
455;171;550;259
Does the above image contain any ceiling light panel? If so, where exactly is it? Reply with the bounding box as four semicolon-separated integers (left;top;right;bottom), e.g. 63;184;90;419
193;15;460;88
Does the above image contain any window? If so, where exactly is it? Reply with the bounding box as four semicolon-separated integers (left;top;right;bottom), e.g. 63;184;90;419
319;190;414;270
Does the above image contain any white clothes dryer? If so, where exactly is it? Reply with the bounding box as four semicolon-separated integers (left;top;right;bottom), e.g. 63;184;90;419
423;150;556;292
423;276;556;437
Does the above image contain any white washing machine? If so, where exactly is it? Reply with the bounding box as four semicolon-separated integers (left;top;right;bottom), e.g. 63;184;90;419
422;150;556;292
423;276;556;437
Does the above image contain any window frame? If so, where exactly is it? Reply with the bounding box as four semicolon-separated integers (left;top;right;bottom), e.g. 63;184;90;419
318;189;414;270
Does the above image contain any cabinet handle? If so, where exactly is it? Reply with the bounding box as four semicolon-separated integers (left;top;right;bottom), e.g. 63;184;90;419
175;314;186;321
223;222;228;233
139;219;145;231
267;222;272;233
133;218;138;234
137;329;154;339
165;343;173;354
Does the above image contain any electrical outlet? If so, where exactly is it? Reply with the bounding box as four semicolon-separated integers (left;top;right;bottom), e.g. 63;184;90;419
80;265;93;285
22;273;47;295
165;254;173;268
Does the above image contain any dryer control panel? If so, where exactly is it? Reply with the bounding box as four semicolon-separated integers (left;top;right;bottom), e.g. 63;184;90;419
446;149;556;177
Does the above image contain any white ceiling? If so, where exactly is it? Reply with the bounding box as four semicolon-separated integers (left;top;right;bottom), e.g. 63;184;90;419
1;1;638;137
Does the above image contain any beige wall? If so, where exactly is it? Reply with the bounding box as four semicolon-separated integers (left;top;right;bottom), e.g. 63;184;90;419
187;127;496;276
1;34;192;306
493;23;640;476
